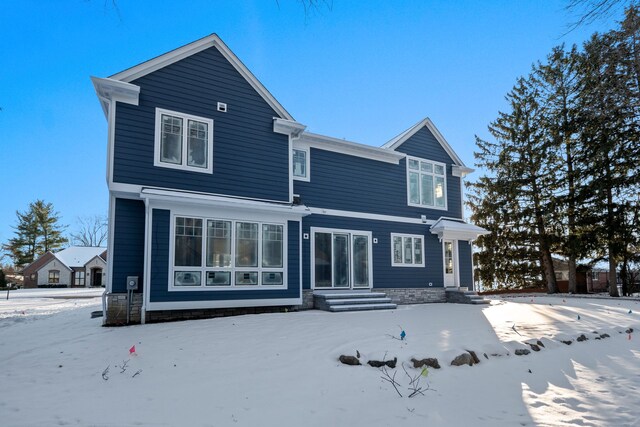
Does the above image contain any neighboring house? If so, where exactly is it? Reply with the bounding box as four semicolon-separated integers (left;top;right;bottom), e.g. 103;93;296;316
552;257;609;293
21;247;107;288
92;34;488;325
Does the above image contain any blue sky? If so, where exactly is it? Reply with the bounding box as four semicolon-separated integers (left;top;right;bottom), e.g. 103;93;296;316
0;0;619;254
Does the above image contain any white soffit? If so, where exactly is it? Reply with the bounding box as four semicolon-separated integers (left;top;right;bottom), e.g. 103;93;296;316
429;218;489;241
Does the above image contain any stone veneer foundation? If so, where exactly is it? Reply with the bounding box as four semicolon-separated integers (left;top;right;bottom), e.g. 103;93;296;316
104;288;446;325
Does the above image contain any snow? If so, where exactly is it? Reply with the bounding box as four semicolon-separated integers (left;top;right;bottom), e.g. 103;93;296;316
1;291;640;426
53;246;106;268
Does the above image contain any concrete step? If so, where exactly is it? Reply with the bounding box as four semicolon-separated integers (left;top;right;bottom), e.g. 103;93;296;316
325;297;393;305
329;303;398;312
314;292;388;300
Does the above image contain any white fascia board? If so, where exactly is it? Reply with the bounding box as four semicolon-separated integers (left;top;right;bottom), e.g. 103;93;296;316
90;77;140;118
274;118;307;138
140;188;310;218
382;118;466;167
298;132;405;164
429;218;490;241
452;165;475;177
146;297;302;311
307;207;435;225
107;34;294;121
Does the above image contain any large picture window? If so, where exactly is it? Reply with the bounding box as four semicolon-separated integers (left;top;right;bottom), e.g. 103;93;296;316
154;108;214;174
407;156;446;209
74;271;85;286
172;216;285;289
391;233;425;267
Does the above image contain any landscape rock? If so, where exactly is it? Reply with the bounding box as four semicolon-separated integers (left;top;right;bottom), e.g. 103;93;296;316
626;328;634;334
600;333;610;339
411;357;441;369
466;350;480;365
339;355;360;366
451;353;474;366
561;340;572;345
515;349;531;356
528;343;541;352
536;340;545;348
577;334;588;342
368;357;397;369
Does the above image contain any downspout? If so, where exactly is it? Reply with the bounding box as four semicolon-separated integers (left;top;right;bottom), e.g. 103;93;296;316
141;197;150;324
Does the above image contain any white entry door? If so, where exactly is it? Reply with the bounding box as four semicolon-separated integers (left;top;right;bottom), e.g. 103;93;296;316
443;240;456;287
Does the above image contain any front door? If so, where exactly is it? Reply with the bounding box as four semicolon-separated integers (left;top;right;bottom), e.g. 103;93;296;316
313;229;371;289
92;268;103;287
443;240;456;287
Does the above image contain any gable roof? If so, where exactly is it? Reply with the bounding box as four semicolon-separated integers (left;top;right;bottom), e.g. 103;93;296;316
21;251;55;275
382;118;466;167
107;33;293;121
54;247;107;269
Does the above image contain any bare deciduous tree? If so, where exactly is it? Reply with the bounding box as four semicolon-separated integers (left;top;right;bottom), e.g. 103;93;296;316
70;215;108;247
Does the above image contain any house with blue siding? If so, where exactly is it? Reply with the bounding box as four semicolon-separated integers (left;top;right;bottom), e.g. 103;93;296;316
92;34;488;324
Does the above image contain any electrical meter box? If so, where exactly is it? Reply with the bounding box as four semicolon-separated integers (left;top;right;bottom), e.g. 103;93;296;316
126;276;139;291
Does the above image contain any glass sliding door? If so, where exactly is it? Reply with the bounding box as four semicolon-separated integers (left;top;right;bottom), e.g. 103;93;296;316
313;229;371;289
352;235;369;288
333;234;350;288
314;232;333;287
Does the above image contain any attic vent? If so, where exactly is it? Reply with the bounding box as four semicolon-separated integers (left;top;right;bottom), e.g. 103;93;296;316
217;102;227;113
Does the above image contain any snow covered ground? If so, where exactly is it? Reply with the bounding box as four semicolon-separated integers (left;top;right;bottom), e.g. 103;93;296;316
1;290;640;426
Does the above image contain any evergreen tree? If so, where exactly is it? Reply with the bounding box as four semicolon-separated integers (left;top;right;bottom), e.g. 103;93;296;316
471;76;560;292
2;200;67;268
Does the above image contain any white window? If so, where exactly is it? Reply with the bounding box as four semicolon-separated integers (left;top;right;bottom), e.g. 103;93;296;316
154;108;214;174
292;148;309;181
406;156;447;209
391;233;425;267
171;216;285;289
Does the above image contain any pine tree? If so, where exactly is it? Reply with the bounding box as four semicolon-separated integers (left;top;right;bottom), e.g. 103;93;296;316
2;200;67;268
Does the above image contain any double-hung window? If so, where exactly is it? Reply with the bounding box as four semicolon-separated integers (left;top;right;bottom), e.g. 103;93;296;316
391;233;425;267
407;156;447;209
172;216;285;289
154;108;214;173
48;270;60;284
292;148;309;181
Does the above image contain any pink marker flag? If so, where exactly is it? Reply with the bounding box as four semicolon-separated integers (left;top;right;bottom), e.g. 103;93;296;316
129;345;136;355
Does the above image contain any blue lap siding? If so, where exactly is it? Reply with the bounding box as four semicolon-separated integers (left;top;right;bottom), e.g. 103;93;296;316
112;198;145;293
294;127;462;220
112;45;290;202
457;242;473;288
149;208;300;303
302;215;444;290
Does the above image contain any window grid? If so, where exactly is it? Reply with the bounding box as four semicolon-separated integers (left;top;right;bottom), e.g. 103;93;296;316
391;233;425;267
171;216;286;289
407;156;447;209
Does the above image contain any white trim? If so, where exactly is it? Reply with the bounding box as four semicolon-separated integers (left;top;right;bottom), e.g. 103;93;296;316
390;233;425;267
142;198;151;324
382;117;466;168
141;188;309;218
165;212;288;291
108;34;294;121
273;118;306;138
107;99;116;187
109;182;292;206
310;226;373;290
306;207;436;225
430;218;489;241
292;147;310;182
405;156;448;211
297;132;404;165
153;108;214;174
106;193;116;294
146;297;301;311
91;77;140;118
452;165;474;177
